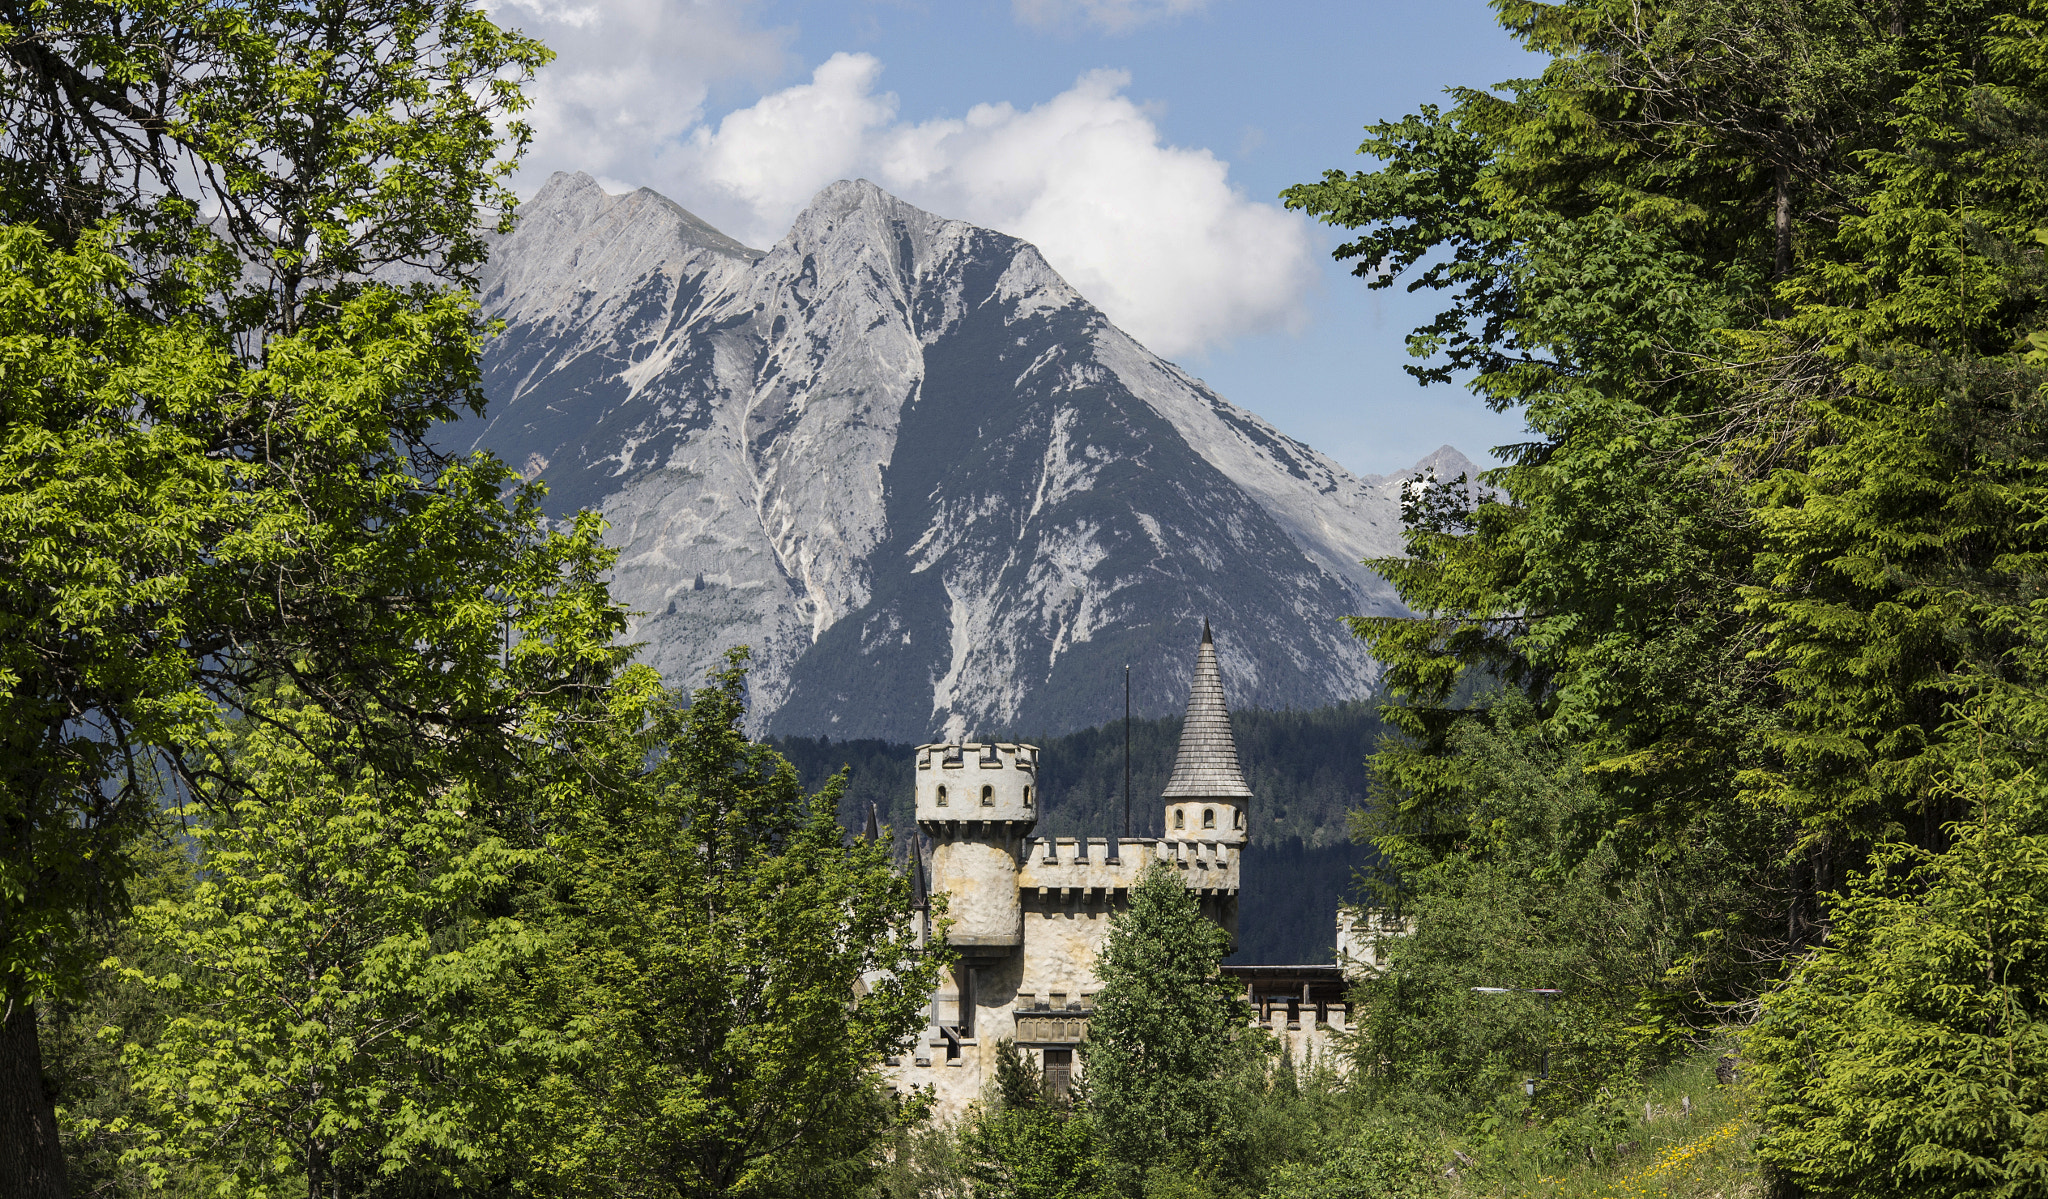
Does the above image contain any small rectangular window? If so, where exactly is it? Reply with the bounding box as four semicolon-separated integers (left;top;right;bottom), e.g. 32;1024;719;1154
1043;1048;1073;1099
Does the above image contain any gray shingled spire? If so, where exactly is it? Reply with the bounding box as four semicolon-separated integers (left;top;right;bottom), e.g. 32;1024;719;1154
1162;620;1253;799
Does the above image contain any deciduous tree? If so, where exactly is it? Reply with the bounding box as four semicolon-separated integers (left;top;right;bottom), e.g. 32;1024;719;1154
121;694;534;1196
509;652;945;1199
0;3;605;1193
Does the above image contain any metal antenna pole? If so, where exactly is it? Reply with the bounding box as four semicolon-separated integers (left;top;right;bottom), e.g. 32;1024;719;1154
1123;664;1132;839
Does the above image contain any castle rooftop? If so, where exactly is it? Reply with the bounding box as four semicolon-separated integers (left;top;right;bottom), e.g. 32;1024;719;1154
1161;620;1253;800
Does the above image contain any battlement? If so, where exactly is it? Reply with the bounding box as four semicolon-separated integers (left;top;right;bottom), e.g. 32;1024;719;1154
915;742;1039;829
1336;904;1415;978
1016;836;1241;896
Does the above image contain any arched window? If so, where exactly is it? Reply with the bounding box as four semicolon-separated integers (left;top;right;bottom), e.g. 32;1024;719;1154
981;785;995;806
1202;808;1215;829
936;785;948;807
1235;809;1246;830
1173;808;1185;829
1023;786;1033;807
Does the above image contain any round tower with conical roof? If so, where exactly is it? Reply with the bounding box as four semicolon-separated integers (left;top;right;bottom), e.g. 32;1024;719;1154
1162;620;1252;845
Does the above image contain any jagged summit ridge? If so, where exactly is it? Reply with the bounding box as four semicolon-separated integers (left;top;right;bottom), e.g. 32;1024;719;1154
469;176;1467;741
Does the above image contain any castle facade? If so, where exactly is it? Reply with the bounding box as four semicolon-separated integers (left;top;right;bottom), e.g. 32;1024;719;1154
883;623;1380;1117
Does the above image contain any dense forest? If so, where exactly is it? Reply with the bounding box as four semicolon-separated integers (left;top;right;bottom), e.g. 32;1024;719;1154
775;703;1380;964
7;1;2048;1197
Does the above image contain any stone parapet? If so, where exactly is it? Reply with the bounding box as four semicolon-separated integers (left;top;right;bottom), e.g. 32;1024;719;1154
1016;837;1240;894
915;742;1038;827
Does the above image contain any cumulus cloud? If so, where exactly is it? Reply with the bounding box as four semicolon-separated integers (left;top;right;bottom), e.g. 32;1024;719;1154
1012;0;1211;34
484;0;788;190
661;55;1315;358
494;2;1312;358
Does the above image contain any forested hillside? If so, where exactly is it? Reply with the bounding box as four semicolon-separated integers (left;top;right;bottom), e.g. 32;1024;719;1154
774;702;1380;964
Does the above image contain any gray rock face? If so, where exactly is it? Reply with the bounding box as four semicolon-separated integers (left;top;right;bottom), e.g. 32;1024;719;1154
467;171;1474;741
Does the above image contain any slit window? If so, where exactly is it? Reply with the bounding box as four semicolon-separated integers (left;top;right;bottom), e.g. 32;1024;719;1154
1023;786;1033;807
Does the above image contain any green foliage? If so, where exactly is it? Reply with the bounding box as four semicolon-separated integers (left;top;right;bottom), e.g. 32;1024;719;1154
1287;0;2048;1184
866;1117;973;1199
1286;0;2048;917
118;695;529;1197
508;651;946;1199
959;1044;1102;1199
1083;864;1259;1195
42;834;201;1199
0;0;592;1026
1748;761;2048;1198
1257;1123;1441;1199
0;2;594;1187
1349;693;1768;1113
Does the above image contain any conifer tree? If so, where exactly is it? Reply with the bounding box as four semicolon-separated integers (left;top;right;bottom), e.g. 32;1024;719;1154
1082;863;1248;1195
1286;0;2048;1183
959;1041;1102;1199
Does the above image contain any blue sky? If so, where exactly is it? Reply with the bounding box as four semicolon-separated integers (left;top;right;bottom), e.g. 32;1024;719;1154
495;0;1542;477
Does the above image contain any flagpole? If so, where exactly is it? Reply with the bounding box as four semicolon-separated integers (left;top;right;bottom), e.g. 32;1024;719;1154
1123;664;1131;839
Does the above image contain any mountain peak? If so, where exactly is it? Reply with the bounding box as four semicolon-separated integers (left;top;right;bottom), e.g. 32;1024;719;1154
473;174;1436;740
520;170;761;261
777;178;962;260
1411;444;1481;481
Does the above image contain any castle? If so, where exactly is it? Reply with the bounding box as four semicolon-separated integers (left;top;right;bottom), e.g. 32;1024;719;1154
883;622;1390;1117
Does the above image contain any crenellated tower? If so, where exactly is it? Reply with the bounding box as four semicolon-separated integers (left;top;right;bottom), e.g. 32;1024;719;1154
915;741;1038;953
914;741;1038;1049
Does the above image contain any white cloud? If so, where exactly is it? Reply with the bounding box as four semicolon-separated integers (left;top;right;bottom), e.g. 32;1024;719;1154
1012;0;1211;34
485;0;788;192
661;55;1315;359
668;52;895;220
492;2;1312;358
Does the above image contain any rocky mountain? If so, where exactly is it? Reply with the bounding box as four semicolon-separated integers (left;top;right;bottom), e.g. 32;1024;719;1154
465;172;1475;742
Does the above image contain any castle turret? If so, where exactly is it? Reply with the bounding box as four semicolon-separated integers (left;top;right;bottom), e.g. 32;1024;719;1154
916;741;1038;955
1162;621;1252;845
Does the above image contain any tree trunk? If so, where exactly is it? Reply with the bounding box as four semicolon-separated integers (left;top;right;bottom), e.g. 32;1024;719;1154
0;1001;70;1199
1774;160;1794;281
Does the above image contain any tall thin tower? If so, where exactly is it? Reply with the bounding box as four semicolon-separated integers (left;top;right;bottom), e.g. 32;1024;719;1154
1161;620;1252;846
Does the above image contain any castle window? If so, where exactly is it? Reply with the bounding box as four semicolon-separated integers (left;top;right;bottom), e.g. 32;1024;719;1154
936;785;948;807
1173;808;1185;829
1202;808;1216;829
981;785;994;806
1236;809;1246;830
1042;1048;1073;1100
1023;786;1033;807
